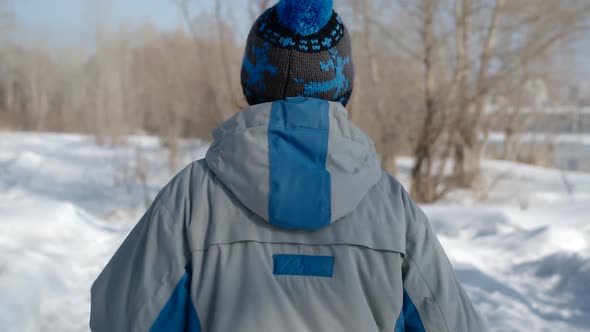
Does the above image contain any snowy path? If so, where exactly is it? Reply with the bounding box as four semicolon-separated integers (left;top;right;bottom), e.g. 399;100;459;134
1;132;589;331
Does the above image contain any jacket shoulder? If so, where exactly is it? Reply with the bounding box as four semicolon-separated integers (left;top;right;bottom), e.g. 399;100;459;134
151;159;211;221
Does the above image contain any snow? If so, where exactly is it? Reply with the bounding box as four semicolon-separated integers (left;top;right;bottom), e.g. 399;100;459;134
419;160;590;331
1;132;589;331
0;133;207;332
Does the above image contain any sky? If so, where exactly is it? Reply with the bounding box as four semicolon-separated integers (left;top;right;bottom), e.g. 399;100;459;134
13;0;185;30
10;0;218;45
9;0;590;80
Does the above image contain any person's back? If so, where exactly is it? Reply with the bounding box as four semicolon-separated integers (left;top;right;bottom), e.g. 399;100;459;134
90;1;485;331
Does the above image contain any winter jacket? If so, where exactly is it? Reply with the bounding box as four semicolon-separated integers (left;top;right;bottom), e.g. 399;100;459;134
90;97;485;332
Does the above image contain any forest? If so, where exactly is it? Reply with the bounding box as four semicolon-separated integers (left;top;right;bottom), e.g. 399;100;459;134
1;0;589;202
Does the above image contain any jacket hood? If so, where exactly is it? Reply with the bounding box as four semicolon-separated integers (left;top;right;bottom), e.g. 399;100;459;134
205;97;381;230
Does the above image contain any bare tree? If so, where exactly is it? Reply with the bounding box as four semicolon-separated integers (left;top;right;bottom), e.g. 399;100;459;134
408;0;449;202
373;0;590;202
450;0;504;187
451;0;590;187
174;0;239;122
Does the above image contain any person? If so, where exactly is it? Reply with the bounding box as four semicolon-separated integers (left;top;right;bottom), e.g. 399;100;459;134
90;0;485;331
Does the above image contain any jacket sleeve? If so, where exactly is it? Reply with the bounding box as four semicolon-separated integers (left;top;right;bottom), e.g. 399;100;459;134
90;168;200;332
397;189;486;332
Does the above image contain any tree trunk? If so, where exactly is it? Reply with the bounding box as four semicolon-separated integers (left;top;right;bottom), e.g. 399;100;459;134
410;0;438;203
452;0;503;187
452;141;481;187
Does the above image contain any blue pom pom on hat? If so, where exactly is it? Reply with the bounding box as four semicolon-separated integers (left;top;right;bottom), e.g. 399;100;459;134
276;0;334;36
241;0;354;106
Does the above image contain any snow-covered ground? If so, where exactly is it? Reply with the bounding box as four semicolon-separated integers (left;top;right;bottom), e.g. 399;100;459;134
1;132;589;332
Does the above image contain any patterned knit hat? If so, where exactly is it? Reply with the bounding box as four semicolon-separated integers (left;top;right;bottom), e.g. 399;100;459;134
241;0;354;106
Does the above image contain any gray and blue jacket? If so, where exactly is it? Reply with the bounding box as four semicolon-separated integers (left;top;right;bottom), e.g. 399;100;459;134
90;97;485;332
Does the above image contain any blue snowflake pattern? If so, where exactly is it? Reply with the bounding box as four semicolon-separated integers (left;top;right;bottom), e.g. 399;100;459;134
242;43;278;95
301;48;350;99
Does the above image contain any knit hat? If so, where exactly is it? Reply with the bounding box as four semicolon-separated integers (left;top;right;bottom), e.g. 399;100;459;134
241;0;354;106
